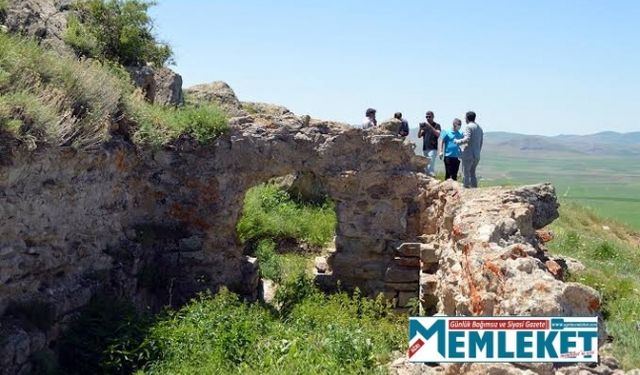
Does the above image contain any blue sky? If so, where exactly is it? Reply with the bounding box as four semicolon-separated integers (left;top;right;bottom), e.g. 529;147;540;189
150;1;639;135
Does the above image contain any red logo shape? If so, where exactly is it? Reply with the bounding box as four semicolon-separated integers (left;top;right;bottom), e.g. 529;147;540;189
408;338;425;358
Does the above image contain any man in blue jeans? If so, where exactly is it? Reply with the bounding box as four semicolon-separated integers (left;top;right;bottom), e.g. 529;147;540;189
418;111;441;177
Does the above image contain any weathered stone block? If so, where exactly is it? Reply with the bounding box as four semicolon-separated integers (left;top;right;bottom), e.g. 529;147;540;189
383;289;398;302
385;282;419;292
420;273;438;297
335;236;386;255
396;242;420;257
330;252;386;280
353;262;386;280
393;256;420;268
314;256;330;273
420;244;439;264
417;234;436;244
385;265;420;283
259;279;278;304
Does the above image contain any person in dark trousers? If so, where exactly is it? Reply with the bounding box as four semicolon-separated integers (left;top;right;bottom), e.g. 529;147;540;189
394;112;409;137
438;118;463;180
454;111;484;188
418;111;441;177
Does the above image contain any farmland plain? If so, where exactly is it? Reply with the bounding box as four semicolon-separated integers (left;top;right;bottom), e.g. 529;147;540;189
480;152;640;229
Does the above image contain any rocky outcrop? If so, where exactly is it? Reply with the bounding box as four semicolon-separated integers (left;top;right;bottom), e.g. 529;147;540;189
184;81;246;116
416;182;598;318
241;101;291;117
128;65;184;106
0;0;74;56
184;81;293;119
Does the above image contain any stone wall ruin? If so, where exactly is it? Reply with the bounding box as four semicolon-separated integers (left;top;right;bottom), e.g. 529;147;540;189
0;88;608;374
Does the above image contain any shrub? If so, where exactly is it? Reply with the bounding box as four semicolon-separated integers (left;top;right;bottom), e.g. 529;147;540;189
273;272;316;317
592;241;618;260
64;0;172;67
132;101;228;146
0;91;57;148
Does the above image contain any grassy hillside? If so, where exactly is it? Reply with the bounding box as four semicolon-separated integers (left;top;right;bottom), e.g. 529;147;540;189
547;202;640;369
0;33;228;149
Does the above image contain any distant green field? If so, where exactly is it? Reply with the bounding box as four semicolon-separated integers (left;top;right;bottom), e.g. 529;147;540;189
478;152;640;229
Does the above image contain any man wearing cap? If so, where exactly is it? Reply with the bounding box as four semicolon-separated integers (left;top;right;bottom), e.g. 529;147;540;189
362;108;377;129
418;111;441;176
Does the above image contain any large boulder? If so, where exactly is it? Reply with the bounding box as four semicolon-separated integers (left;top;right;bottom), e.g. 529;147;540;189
378;118;403;134
127;65;184;106
184;81;245;116
1;0;74;56
241;101;291;116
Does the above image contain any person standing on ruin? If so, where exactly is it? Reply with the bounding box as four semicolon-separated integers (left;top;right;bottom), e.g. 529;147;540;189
454;111;484;188
418;111;441;177
438;118;463;180
394;112;409;137
362;108;377;129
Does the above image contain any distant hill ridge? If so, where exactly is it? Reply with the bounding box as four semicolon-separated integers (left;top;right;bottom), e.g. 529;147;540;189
408;129;640;157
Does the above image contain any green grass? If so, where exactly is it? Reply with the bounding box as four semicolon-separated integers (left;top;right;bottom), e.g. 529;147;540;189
132;101;228;146
238;182;336;284
237;183;337;247
0;32;228;149
135;282;404;375
0;32;131;148
546;202;640;369
254;239;309;283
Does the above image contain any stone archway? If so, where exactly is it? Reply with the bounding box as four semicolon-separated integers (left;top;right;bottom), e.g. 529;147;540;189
132;116;428;299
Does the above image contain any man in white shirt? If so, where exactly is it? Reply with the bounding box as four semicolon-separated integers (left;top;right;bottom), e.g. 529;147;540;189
454;111;484;188
362;108;377;129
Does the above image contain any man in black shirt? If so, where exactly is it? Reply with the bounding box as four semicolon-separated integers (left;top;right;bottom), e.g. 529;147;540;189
418;111;441;177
